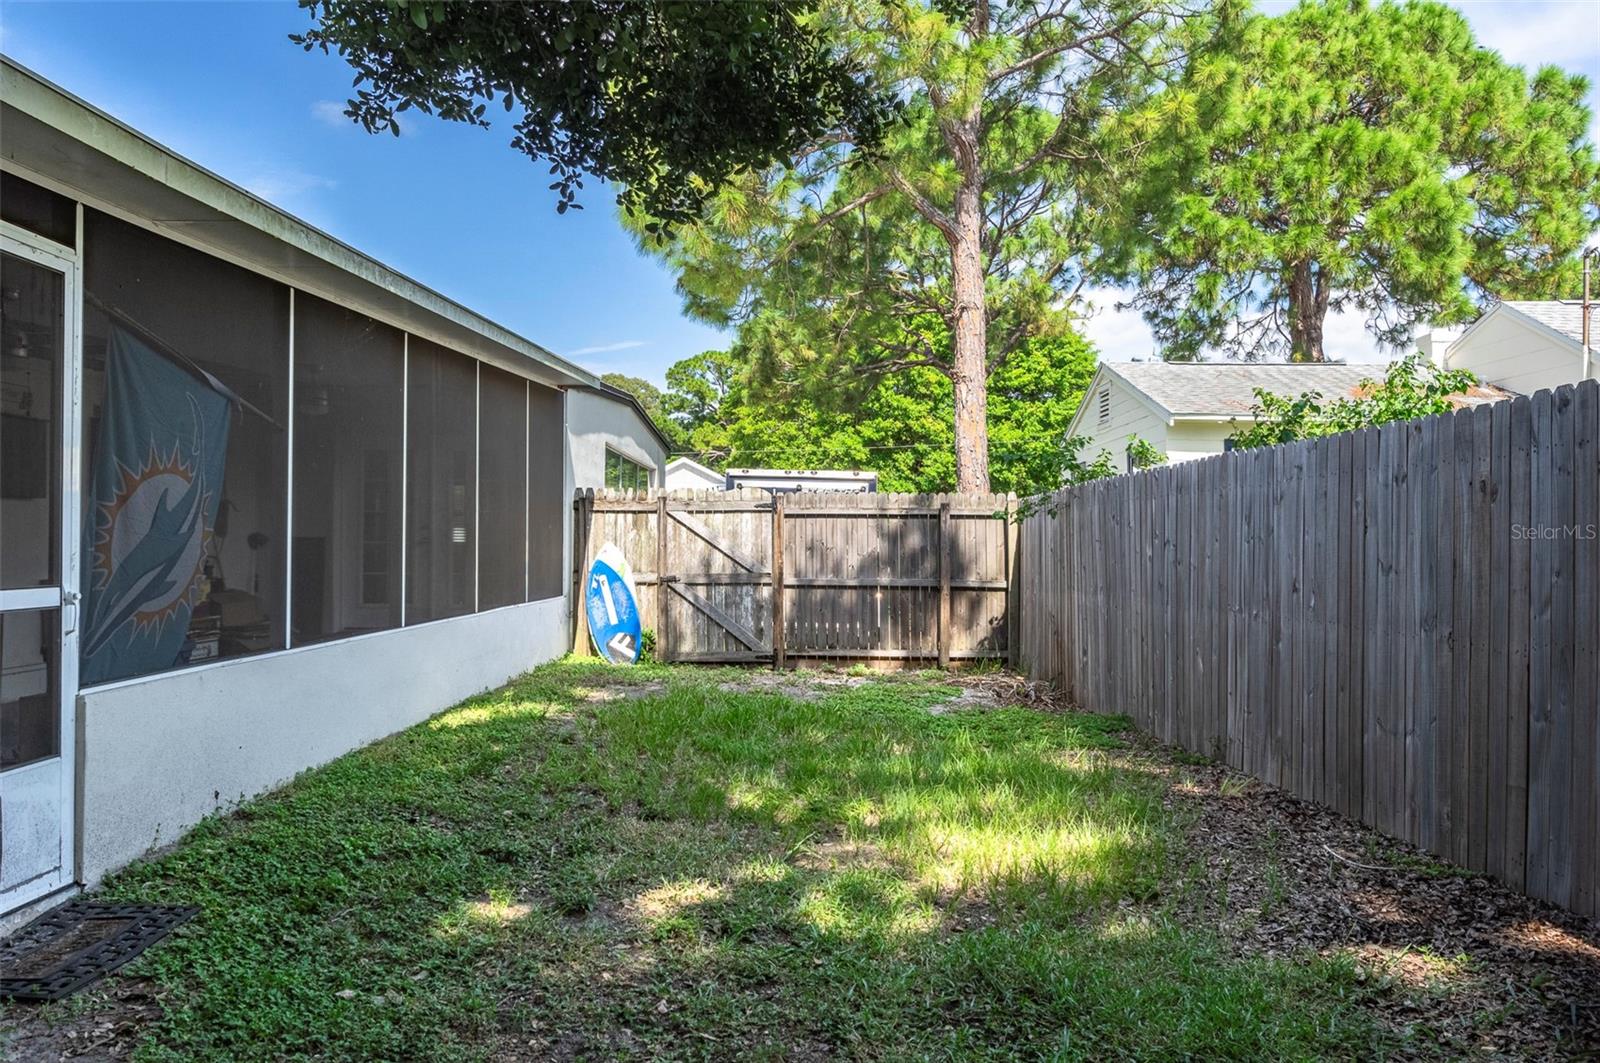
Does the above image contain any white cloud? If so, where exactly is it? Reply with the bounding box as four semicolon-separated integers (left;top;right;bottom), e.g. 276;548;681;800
1450;0;1600;71
1075;286;1406;365
1322;308;1391;364
310;100;350;129
1075;287;1158;362
567;340;648;357
240;169;337;208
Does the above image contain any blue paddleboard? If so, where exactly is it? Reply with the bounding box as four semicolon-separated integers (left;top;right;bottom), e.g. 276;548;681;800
586;544;642;664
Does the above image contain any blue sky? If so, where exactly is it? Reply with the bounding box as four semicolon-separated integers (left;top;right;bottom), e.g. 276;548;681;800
2;1;1597;384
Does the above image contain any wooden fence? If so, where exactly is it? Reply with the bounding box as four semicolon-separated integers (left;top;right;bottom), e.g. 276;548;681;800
1019;378;1599;919
573;488;1018;666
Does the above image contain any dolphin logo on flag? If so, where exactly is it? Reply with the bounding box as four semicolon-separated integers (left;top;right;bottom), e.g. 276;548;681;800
81;326;231;684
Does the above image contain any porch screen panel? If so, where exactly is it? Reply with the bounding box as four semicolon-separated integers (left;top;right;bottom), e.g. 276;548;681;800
0;172;76;248
527;383;564;600
82;210;290;681
405;338;476;623
477;365;527;610
0;251;62;589
291;293;404;643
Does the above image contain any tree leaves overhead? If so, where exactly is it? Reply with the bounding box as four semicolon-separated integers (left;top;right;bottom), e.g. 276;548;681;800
1099;0;1600;362
293;0;895;223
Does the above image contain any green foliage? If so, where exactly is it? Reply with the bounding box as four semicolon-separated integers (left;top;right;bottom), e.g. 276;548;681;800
660;346;747;460
1099;0;1600;362
292;0;894;223
44;661;1388;1059
1227;354;1479;449
666;330;1101;495
1126;436;1166;472
632;0;1221;489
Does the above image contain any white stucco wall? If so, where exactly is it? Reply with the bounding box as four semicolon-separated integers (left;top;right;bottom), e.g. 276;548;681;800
75;597;568;885
567;389;668;490
1446;311;1597;396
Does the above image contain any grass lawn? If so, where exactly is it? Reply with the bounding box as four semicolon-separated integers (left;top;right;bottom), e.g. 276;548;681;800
1;660;1390;1061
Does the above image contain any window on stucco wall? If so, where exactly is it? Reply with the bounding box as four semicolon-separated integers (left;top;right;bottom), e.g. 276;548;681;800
604;448;651;491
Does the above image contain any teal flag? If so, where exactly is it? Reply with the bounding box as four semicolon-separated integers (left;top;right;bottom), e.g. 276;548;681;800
81;326;231;684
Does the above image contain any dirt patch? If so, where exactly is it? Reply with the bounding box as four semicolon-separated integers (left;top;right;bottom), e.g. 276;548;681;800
942;672;1069;711
716;672;869;702
0;978;162;1062
714;668;1065;713
790;835;894;873
569;682;667;703
1156;757;1600;1057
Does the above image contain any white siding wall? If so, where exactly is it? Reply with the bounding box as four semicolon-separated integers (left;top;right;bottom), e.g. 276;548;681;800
1166;421;1238;463
76;598;569;885
567;390;668;490
1447;312;1596;395
1072;377;1169;469
665;462;723;490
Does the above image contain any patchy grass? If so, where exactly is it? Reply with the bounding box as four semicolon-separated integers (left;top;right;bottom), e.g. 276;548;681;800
1;660;1386;1060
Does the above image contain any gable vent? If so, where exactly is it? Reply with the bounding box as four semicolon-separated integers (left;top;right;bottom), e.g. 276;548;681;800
1097;385;1111;427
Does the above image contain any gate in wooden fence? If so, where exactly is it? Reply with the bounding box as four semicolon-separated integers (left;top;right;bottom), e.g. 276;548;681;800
573;489;1017;666
1019;378;1599;919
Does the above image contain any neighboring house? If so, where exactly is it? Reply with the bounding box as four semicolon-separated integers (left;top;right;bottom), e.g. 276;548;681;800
725;468;878;493
0;58;672;921
664;456;724;490
1066;361;1510;469
1422;300;1599;396
567;383;671;493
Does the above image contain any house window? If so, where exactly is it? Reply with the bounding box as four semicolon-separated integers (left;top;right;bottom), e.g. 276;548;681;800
605;448;651;491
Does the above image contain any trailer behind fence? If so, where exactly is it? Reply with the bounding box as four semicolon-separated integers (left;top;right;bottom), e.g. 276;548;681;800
1019;378;1599;919
574;488;1018;666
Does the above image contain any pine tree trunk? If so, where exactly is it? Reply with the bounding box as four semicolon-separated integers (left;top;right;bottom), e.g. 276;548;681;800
950;176;991;493
1286;260;1328;362
948;0;990;496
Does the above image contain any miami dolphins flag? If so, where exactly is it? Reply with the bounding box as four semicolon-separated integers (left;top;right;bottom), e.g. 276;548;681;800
81;325;232;684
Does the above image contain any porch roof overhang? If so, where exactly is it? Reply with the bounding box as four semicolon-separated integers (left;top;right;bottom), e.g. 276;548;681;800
0;55;595;392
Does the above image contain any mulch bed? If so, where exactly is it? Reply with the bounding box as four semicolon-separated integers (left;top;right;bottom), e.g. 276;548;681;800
1154;755;1599;1058
938;672;1600;1058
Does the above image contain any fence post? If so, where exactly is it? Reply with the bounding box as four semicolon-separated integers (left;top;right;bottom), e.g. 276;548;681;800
1005;495;1019;669
572;488;594;655
938;499;952;669
656;493;671;662
772;493;786;671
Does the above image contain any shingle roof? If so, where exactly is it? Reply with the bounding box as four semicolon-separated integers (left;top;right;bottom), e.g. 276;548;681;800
1500;301;1591;344
1110;362;1380;417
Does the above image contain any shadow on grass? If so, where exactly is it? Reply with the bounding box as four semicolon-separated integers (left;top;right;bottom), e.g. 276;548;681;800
43;659;1384;1061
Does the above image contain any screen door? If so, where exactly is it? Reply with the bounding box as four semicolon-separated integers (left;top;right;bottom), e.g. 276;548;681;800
1;233;80;913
